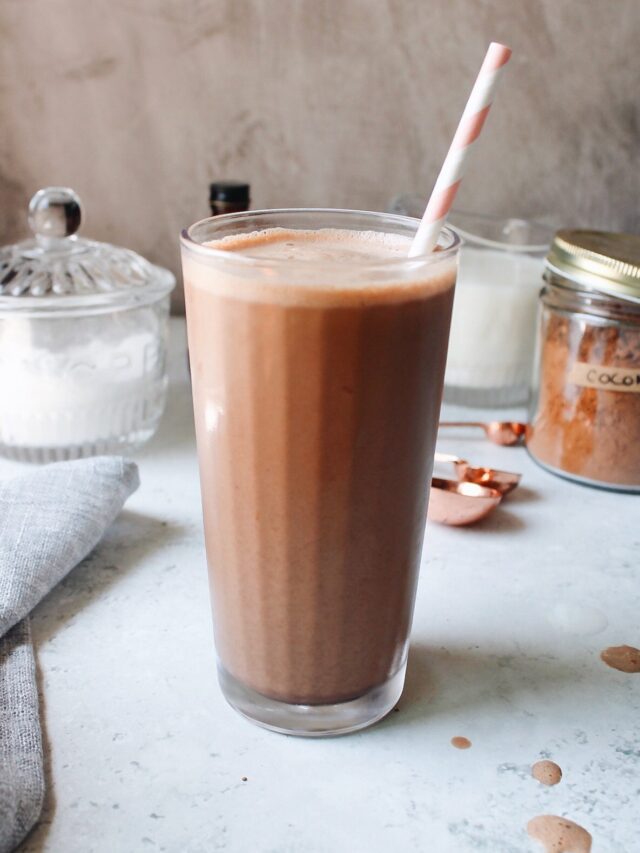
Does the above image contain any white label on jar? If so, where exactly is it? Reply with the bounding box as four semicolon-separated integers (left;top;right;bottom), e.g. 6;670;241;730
569;362;640;393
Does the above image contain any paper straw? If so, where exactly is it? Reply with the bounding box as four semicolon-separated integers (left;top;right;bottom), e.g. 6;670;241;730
409;42;512;257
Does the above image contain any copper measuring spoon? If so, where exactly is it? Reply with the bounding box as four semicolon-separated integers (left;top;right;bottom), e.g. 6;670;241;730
434;452;521;495
439;420;527;446
428;478;503;526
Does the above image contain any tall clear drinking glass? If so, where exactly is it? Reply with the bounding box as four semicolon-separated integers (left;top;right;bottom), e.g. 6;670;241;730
181;210;459;736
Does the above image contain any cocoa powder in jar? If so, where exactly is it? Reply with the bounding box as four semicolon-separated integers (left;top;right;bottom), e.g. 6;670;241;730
527;271;640;490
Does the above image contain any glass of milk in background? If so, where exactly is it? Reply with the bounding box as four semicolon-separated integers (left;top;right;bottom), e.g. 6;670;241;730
390;198;555;406
444;211;554;406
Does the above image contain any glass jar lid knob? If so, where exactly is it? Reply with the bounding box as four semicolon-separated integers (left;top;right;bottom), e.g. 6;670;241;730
28;187;82;241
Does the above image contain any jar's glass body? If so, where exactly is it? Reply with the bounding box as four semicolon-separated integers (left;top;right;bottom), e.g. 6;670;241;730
527;270;640;491
0;295;170;462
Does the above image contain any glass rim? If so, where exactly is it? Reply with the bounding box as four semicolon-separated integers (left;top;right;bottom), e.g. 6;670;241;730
180;208;460;269
389;196;554;253
544;266;640;310
448;209;554;253
0;268;174;316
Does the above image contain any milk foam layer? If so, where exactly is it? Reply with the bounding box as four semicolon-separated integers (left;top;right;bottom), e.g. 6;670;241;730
208;228;414;262
187;228;456;305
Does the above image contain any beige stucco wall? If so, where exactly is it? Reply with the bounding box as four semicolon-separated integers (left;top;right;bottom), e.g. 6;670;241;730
1;0;638;309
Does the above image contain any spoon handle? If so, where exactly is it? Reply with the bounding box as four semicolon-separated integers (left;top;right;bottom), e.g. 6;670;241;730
434;451;463;464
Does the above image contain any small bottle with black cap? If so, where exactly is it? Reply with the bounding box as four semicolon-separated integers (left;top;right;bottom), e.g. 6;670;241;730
185;181;251;376
209;181;250;216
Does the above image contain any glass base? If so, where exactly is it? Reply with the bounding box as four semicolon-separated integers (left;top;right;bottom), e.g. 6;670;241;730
443;381;529;407
0;423;161;464
218;662;406;737
526;448;640;494
0;382;167;463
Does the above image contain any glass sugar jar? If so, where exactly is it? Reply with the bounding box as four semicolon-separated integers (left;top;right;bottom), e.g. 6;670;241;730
0;187;175;462
527;229;640;492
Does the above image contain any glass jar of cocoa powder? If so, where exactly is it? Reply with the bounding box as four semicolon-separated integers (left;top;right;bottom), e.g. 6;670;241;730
527;230;640;492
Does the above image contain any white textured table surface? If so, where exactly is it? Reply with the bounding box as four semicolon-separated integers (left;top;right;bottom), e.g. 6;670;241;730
8;318;639;853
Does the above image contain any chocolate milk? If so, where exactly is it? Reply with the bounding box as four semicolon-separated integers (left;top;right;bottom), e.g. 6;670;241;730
183;228;456;705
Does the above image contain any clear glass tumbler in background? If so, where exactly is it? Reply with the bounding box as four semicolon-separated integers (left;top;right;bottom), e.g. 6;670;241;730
443;211;553;406
181;209;460;735
390;197;555;406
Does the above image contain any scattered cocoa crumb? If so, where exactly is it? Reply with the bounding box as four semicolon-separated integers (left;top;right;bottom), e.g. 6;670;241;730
527;814;592;852
532;760;562;786
600;645;640;673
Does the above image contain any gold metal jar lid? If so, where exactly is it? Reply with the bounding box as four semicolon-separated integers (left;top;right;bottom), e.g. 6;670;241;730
546;229;640;303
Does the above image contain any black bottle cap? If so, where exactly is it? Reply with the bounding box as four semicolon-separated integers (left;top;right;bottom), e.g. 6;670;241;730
209;181;250;205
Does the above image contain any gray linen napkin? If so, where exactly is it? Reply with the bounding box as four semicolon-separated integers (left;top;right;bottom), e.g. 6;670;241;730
0;457;139;852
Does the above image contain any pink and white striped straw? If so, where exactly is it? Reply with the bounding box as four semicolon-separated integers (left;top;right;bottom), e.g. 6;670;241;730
409;42;512;257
